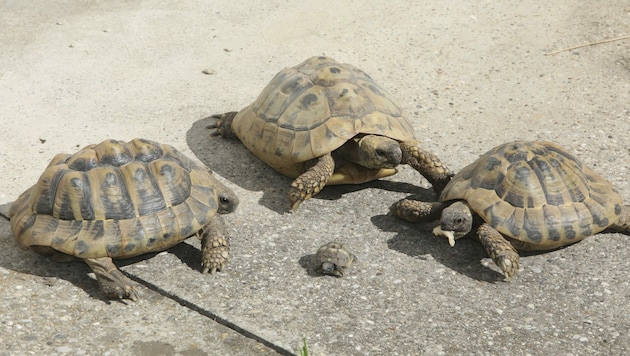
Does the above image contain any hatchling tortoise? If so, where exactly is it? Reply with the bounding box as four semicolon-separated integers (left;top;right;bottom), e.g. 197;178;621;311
313;242;356;277
9;138;239;300
209;56;453;210
390;140;630;280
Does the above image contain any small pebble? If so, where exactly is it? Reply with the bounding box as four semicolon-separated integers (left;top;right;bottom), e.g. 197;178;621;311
202;68;216;75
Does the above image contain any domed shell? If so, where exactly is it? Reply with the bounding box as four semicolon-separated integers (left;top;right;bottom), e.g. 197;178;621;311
231;56;416;178
313;241;356;277
440;141;623;247
10;138;230;259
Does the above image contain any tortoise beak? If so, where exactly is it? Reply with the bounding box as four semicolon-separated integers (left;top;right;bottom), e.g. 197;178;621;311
432;226;456;247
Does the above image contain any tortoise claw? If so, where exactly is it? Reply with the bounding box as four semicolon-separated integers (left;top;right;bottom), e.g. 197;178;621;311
496;252;520;282
207;112;237;138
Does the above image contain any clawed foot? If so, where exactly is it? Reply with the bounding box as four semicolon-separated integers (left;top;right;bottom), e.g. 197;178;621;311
494;250;520;281
288;154;334;211
289;178;323;211
98;274;140;301
207;112;237;138
85;258;140;301
476;224;521;282
202;245;229;274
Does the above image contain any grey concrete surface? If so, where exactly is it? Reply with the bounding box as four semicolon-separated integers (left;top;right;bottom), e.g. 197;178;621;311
1;0;629;355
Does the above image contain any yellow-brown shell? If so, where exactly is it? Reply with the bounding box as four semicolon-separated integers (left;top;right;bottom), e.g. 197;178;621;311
10;138;229;259
231;56;416;178
440;141;623;249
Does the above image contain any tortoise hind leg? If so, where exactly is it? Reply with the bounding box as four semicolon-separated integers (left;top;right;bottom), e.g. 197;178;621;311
84;257;139;301
198;215;230;274
477;224;520;281
207;111;238;138
399;140;453;194
289;153;335;210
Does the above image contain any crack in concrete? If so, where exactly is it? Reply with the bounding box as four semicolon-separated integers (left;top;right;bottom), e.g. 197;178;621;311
123;272;295;356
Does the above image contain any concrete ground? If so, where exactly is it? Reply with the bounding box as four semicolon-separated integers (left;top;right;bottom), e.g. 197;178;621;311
1;1;629;355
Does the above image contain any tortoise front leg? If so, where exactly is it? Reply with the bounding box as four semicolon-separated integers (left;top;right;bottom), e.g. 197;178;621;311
476;223;520;281
84;257;139;301
198;215;230;274
399;140;453;194
207;112;238;138
288;153;335;210
389;199;449;223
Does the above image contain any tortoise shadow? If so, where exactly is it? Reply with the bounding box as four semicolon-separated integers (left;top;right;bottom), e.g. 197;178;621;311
186;116;429;213
370;199;505;282
371;198;579;282
0;217;116;302
0;215;207;302
298;254;323;277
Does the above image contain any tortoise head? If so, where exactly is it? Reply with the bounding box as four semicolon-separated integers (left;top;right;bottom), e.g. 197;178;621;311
317;261;344;277
337;134;402;169
357;135;402;169
210;176;239;214
217;188;239;214
433;201;473;247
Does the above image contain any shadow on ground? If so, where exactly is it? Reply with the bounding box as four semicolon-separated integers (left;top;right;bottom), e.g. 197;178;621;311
369;196;506;282
0;215;209;302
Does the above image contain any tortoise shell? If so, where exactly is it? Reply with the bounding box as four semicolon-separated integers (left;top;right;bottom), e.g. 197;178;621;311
313;241;356;277
230;56;416;178
10;138;233;259
440;140;623;249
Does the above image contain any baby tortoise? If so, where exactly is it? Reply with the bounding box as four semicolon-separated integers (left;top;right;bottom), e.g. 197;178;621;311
313;242;356;277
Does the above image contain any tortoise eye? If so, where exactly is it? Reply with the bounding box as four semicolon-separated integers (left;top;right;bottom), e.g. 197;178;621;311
455;218;464;225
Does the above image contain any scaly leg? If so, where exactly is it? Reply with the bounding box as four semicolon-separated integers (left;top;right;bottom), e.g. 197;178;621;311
199;215;230;274
389;199;449;223
207;112;238;138
84;257;139;301
477;223;520;281
288;153;335;210
400;140;453;194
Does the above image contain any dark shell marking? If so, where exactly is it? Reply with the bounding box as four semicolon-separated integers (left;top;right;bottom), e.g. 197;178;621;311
441;141;622;249
10;138;224;259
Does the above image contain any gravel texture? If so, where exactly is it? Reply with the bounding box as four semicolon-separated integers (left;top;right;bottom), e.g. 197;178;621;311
1;0;629;355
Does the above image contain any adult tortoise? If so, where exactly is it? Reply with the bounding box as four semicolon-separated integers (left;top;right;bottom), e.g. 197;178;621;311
390;140;630;280
210;56;453;210
9;138;239;300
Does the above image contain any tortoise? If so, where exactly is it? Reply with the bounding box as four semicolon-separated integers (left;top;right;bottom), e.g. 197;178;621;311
390;140;630;280
313;241;356;277
9;138;239;300
209;56;453;210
